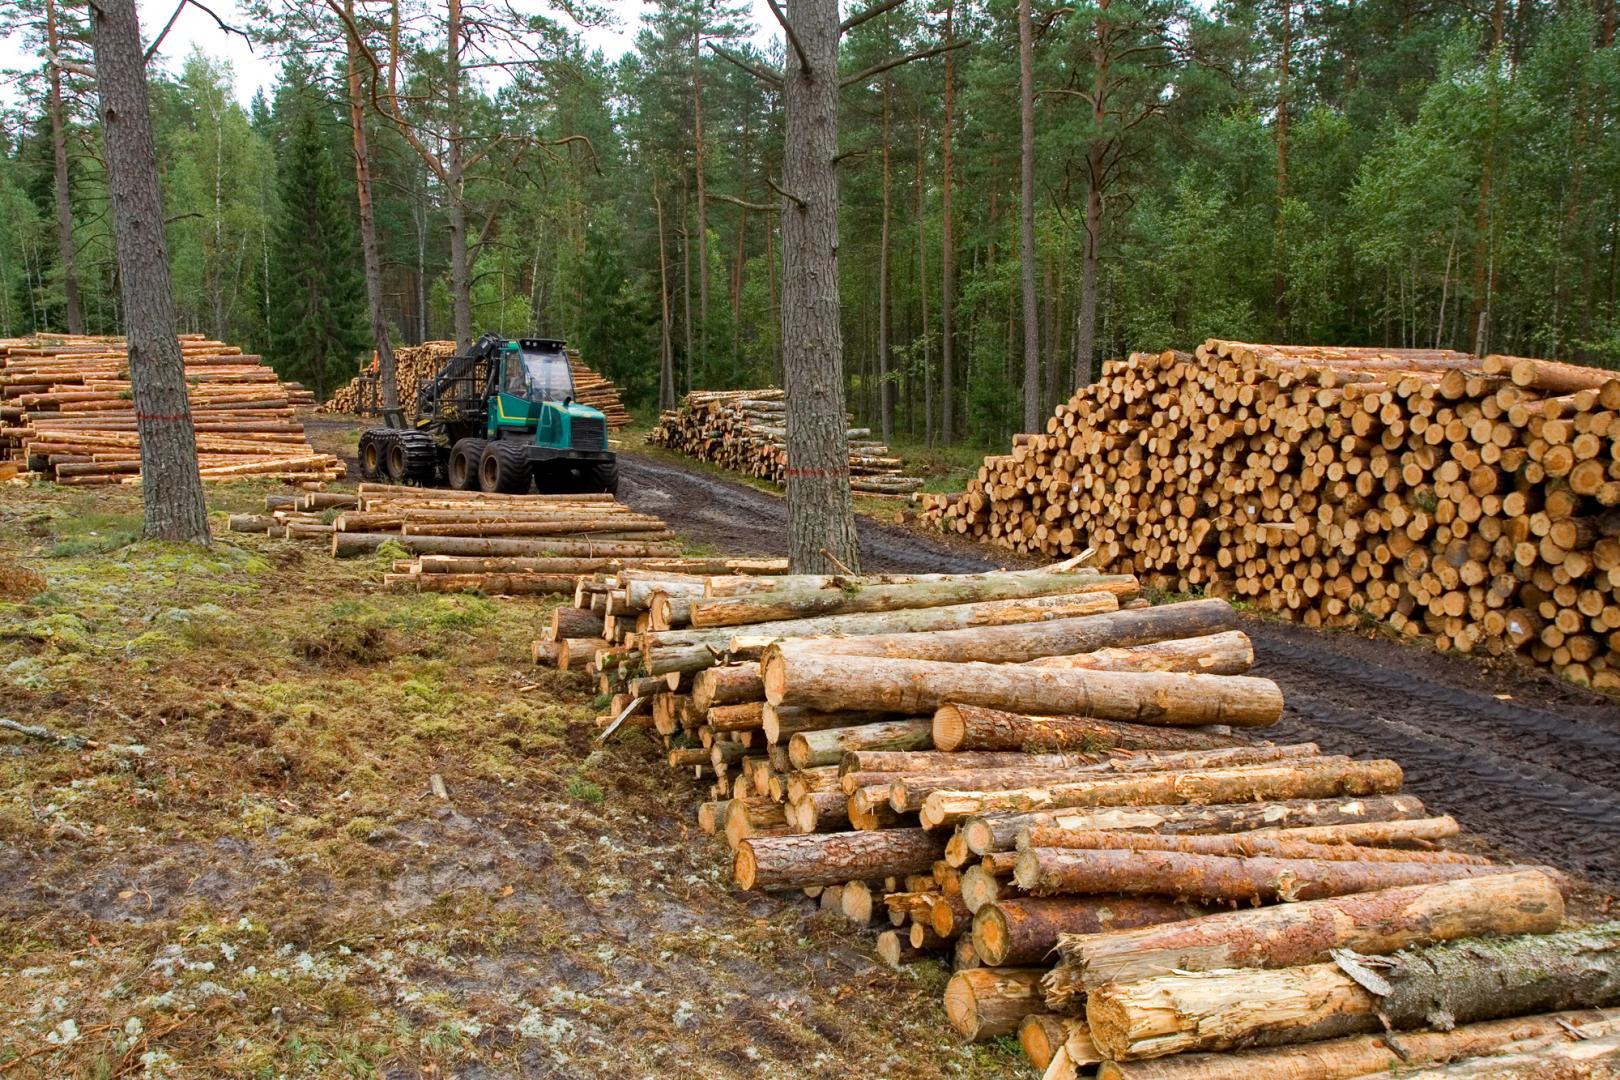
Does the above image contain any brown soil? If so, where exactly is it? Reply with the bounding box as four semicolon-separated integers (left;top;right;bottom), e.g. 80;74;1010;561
620;449;1620;897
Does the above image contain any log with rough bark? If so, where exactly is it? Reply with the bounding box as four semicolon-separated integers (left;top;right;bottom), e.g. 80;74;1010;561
691;571;1139;628
943;967;1047;1040
1085;924;1620;1061
1353;1031;1620;1079
1026;630;1254;674
961;795;1434;856
763;652;1285;727
1017;828;1491;864
1018;1014;1090;1072
1092;1010;1620;1080
764;599;1235;664
890;745;1322;814
788;791;850;833
787;719;933;769
692;663;764;712
973;896;1204;967
935;704;1245;753
1014;846;1539;903
843;750;1101;773
734;828;947;890
332;532;683;559
926;759;1404;828
1047;870;1564;1002
647;591;1122;675
764;706;909;743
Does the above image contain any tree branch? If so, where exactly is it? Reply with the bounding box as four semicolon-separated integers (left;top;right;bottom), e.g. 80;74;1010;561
708;43;782;89
767;176;806;209
839;0;910;35
840;39;968;89
711;192;779;213
763;0;810;73
143;0;251;63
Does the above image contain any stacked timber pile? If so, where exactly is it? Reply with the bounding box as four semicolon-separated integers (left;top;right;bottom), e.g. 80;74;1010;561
541;563;1620;1077
229;482;713;595
920;340;1620;686
318;341;630;428
648;389;924;495
0;334;340;484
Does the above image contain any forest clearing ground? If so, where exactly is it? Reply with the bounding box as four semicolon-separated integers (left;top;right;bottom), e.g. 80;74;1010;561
0;477;1023;1078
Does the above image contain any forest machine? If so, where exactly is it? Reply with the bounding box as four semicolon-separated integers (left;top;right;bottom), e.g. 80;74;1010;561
357;332;618;494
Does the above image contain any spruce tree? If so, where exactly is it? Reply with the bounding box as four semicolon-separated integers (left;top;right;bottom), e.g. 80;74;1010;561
266;75;369;401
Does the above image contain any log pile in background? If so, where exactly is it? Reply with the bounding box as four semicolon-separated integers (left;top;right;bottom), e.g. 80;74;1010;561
0;334;338;484
535;563;1614;1076
317;341;631;429
648;389;925;495
920;341;1620;686
229;482;721;595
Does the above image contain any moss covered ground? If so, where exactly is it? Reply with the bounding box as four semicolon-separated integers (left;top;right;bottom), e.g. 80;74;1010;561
0;477;1024;1078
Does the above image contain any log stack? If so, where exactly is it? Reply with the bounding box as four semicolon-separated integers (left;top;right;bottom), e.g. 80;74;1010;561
648;389;925;495
920;341;1620;686
0;334;340;484
317;341;631;429
230;482;710;596
540;561;1612;1078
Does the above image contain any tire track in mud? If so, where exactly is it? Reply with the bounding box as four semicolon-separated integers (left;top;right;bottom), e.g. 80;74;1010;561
619;449;1620;891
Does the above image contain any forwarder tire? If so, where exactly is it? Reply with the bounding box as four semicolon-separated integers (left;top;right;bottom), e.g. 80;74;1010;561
479;441;531;494
449;439;487;490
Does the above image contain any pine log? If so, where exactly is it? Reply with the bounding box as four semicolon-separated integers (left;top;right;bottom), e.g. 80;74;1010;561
551;606;605;640
1025;630;1253;674
1355;1031;1620;1078
973;896;1204;967
1017;828;1491;864
763;652;1285;727
734;829;946;890
707;701;765;732
842;750;1103;773
930;893;974;938
1018;1014;1088;1072
961;795;1433;855
877;929;923;968
763;706;908;743
943;967;1047;1040
1016;846;1540;903
332;532;682;558
890;745;1321;814
690;572;1139;628
787;719;932;769
789;791;850;833
1056;870;1563;998
1086;925;1620;1061
763;599;1235;664
925;759;1404;828
1093;1010;1620;1080
692;663;764;712
935;704;1244;753
647;591;1123;675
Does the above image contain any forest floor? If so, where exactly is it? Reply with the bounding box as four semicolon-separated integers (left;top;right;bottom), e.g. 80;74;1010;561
6;419;1620;1077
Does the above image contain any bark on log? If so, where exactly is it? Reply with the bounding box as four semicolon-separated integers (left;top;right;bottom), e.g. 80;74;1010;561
962;795;1432;855
936;704;1244;753
1018;828;1491;864
1086;924;1620;1061
332;532;682;558
1056;870;1564;995
735;828;946;890
707;701;765;732
843;750;1102;773
764;706;908;743
765;599;1235;664
788;719;933;769
691;572;1139;628
647;591;1122;675
764;652;1284;727
551;606;605;640
930;893;975;938
692;663;764;712
943;967;1047;1040
1093;1010;1620;1080
973;896;1204;967
1016;846;1540;903
1025;630;1253;674
926;759;1404;828
1353;1031;1620;1078
790;791;851;833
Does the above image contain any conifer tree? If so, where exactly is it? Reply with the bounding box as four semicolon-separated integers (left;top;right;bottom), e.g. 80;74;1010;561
265;74;369;401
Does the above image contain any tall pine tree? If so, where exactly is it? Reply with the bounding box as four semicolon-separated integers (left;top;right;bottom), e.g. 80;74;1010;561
266;69;368;400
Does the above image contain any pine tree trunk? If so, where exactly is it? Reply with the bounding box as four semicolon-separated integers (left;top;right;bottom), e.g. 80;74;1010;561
444;0;473;351
344;0;398;410
693;23;709;364
1273;0;1290;335
1074;0;1109;389
878;80;894;445
916;104;933;446
940;0;958;442
779;0;859;573
1018;0;1041;432
90;0;209;544
45;0;82;335
656;192;675;411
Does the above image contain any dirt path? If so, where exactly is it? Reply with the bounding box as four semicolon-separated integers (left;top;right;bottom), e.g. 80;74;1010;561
622;450;1620;893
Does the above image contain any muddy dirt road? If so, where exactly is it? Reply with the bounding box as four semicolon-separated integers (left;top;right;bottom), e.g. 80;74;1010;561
621;451;1620;893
